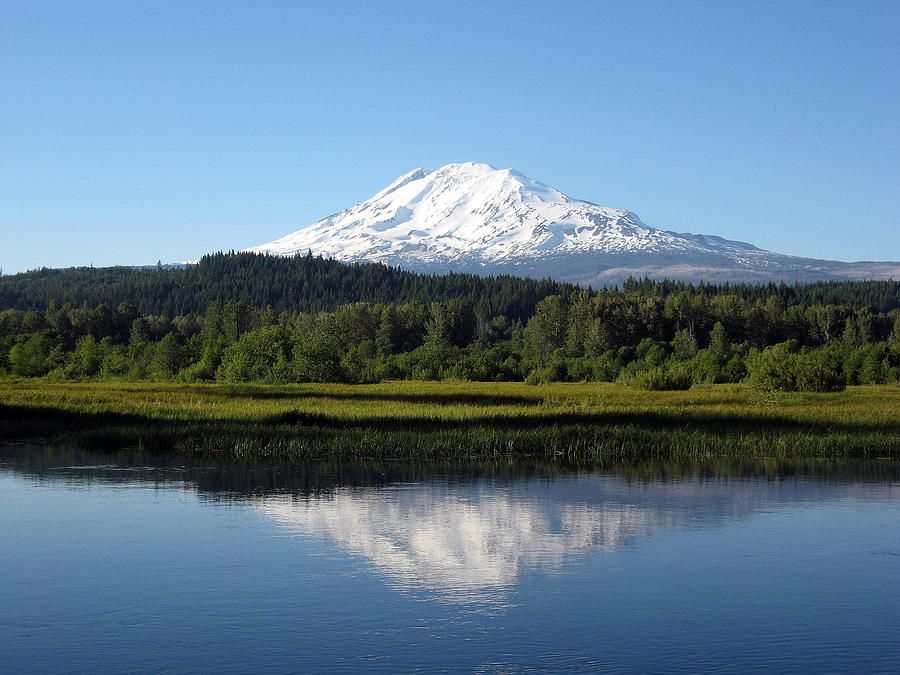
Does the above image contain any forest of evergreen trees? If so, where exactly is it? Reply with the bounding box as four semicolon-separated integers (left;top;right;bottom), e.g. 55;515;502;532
1;254;898;392
0;252;581;321
2;252;899;317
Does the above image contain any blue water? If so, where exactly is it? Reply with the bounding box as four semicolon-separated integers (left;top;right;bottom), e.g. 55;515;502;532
1;445;898;673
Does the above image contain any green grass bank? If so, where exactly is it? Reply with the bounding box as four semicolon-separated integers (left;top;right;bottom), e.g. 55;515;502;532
0;380;897;464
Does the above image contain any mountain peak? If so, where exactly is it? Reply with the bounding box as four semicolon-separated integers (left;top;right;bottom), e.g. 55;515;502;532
374;167;429;199
238;163;900;284
244;163;670;267
434;161;498;173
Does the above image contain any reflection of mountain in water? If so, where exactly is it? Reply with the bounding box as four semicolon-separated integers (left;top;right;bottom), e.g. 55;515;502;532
3;443;898;606
255;474;899;605
259;486;669;603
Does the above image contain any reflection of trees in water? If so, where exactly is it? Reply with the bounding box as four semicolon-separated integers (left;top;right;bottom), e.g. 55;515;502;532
1;444;560;497
3;444;898;498
3;443;897;605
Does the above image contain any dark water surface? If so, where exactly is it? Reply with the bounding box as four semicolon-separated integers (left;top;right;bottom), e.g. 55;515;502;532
1;445;898;674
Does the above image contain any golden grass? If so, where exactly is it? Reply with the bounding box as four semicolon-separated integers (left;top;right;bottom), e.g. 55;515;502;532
1;379;897;463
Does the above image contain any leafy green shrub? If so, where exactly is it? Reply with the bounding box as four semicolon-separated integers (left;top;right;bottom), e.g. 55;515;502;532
632;366;692;391
748;342;846;392
218;326;294;383
101;346;130;378
524;367;553;386
842;343;899;385
371;356;402;381
65;334;103;379
9;331;62;377
719;354;747;383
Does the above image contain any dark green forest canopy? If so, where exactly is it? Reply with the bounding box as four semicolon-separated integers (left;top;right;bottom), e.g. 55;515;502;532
2;263;898;391
621;277;900;312
2;252;898;318
0;252;578;321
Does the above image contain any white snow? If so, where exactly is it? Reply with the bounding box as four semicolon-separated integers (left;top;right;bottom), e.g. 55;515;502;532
242;162;771;268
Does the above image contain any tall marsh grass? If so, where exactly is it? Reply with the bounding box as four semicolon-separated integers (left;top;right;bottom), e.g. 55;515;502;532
0;379;897;463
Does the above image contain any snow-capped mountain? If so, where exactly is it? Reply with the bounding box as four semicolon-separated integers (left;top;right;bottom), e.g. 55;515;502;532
242;162;898;284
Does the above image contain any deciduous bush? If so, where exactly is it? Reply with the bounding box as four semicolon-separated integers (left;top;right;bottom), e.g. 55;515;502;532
748;342;846;392
218;326;294;383
632;365;692;391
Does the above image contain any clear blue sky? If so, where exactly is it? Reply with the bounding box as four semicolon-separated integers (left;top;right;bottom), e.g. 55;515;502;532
2;0;897;273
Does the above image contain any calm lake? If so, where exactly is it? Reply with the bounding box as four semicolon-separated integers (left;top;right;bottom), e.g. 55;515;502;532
1;444;898;673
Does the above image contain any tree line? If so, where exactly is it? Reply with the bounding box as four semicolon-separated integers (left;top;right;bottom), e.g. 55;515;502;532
0;252;580;322
2;252;898;318
2;288;898;391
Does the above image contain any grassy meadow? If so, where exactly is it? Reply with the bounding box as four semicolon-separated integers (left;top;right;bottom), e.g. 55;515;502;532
0;379;897;464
